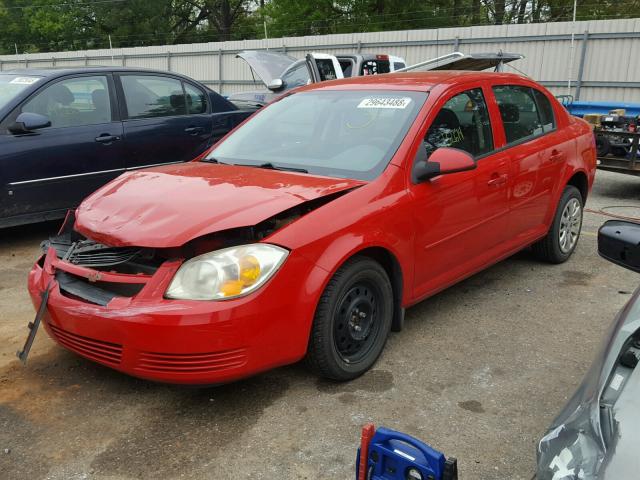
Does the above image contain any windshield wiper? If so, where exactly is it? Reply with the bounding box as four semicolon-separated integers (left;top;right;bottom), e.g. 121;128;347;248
202;157;229;164
234;162;308;173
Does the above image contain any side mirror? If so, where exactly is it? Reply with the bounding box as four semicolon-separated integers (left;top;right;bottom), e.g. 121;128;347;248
412;147;476;183
267;79;284;91
598;220;640;273
9;112;51;134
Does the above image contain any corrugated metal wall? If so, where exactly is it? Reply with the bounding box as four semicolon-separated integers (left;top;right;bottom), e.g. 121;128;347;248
1;18;639;102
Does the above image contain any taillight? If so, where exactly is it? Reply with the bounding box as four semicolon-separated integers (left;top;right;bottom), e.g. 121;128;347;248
376;55;389;61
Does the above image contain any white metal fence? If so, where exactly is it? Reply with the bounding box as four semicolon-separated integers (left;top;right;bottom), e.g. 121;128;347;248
1;18;639;102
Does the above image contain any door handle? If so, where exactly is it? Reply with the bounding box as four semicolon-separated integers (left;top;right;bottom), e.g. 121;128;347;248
549;149;565;163
95;134;120;144
487;173;508;187
184;126;204;135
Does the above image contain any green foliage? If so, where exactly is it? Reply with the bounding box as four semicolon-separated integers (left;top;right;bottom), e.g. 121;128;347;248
0;0;638;54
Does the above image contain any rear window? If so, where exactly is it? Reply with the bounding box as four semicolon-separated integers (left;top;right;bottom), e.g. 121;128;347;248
361;60;390;75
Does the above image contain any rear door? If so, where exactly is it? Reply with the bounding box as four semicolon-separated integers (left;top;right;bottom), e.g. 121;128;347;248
491;84;568;240
0;73;124;220
116;73;213;170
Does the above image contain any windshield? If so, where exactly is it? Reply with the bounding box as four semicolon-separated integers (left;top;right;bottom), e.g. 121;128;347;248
0;74;41;110
206;90;427;180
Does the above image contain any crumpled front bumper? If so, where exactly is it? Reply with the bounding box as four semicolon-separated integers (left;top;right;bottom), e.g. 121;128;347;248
27;245;326;385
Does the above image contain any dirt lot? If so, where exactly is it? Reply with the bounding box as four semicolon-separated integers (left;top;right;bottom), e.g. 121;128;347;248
1;170;639;480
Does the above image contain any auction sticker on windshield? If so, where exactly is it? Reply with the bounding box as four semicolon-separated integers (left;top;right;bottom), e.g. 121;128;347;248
358;97;412;109
10;76;39;85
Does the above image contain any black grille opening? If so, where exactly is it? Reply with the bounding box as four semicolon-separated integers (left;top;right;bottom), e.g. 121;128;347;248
56;271;145;306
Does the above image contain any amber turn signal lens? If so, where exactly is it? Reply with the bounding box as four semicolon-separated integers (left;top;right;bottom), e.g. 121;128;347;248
239;255;261;286
221;280;244;297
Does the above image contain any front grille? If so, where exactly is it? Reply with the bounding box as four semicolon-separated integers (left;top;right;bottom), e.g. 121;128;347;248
49;324;123;366
136;349;247;374
63;239;143;268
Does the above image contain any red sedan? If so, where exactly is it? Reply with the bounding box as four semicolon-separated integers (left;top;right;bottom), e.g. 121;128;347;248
26;72;596;384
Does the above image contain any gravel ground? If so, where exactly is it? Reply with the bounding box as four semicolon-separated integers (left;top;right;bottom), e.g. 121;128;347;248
1;170;639;480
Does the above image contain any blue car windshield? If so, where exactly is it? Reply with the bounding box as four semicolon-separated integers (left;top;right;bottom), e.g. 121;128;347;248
206;89;428;181
0;74;41;110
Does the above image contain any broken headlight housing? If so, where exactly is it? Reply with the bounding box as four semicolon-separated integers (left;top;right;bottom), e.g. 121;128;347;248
165;244;288;300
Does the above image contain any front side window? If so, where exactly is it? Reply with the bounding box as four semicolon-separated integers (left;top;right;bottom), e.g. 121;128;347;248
206;90;428;181
281;63;310;89
22;75;111;128
121;75;185;119
493;85;551;144
425;88;493;157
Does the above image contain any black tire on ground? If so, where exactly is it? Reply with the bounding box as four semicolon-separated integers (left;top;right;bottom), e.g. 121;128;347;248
305;256;393;381
532;185;583;264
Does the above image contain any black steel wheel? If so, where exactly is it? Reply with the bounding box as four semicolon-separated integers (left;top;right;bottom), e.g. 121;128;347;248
305;256;393;381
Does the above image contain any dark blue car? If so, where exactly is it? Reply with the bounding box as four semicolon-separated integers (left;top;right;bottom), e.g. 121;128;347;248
0;67;255;227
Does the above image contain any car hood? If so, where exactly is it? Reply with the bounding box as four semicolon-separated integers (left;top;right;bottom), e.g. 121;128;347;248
236;50;297;87
74;162;364;248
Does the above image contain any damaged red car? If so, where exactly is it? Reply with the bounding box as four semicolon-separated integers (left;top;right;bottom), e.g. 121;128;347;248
26;72;596;384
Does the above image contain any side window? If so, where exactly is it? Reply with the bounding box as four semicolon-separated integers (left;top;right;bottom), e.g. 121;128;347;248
492;85;545;144
315;59;339;81
22;76;111;128
120;75;186;119
425;88;493;157
532;88;556;132
339;59;354;77
184;82;207;114
282;63;310;89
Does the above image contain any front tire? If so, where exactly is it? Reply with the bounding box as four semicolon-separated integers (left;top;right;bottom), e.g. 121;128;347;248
532;185;583;263
305;256;393;381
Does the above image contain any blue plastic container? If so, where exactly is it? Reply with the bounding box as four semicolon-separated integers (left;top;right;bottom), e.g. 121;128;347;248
356;427;457;480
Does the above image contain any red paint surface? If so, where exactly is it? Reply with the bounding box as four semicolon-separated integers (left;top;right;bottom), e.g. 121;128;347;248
29;72;596;384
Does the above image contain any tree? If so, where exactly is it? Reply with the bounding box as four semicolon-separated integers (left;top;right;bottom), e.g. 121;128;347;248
1;0;639;54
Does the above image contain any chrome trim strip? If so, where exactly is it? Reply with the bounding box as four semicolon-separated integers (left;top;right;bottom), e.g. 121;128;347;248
7;161;186;186
8;168;126;186
126;161;183;170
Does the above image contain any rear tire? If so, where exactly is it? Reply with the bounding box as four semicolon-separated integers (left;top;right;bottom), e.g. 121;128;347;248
305;256;393;381
532;185;583;263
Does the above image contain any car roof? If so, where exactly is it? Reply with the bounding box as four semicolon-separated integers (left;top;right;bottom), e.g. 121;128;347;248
1;66;201;82
297;71;530;92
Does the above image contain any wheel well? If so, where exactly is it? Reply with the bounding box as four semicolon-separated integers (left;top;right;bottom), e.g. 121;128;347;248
356;247;405;331
567;171;588;203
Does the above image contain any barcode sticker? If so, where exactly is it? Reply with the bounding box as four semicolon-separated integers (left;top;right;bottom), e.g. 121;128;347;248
10;76;39;85
358;97;412;109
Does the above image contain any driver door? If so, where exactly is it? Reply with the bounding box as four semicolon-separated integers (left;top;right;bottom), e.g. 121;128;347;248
1;74;124;221
409;84;511;299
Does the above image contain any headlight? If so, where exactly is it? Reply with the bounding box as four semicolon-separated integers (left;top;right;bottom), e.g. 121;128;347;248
165;244;288;300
